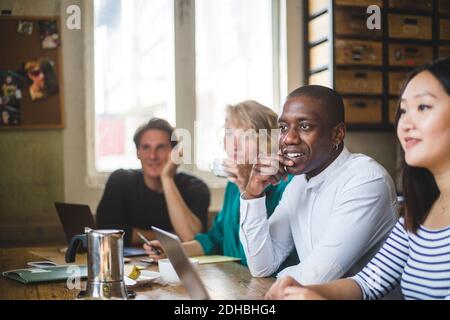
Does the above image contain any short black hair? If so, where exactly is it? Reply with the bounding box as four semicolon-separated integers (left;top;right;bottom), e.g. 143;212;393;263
286;85;345;126
133;118;178;149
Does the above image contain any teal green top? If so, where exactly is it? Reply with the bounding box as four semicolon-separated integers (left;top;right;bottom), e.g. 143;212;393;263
195;176;296;268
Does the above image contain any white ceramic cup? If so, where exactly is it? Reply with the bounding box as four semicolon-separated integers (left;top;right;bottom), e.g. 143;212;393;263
210;158;229;178
158;258;199;284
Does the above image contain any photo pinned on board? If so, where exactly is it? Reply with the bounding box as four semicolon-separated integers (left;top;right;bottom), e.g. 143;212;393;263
17;20;33;35
38;20;60;49
23;58;58;101
0;71;23;126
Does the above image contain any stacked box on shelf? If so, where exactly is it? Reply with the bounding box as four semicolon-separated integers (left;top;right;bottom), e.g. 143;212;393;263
307;0;384;127
439;0;450;60
389;0;433;12
304;0;448;130
387;2;433;123
440;46;450;58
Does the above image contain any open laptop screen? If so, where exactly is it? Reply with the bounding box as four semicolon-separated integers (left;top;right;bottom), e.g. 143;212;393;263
152;226;210;300
54;202;146;257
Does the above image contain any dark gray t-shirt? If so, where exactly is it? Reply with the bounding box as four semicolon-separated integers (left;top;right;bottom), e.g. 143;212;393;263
96;169;210;245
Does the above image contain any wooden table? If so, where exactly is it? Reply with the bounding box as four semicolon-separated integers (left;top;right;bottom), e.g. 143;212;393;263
0;247;275;300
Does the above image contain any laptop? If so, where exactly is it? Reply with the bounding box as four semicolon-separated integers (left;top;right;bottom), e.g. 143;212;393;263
152;226;211;300
54;202;147;257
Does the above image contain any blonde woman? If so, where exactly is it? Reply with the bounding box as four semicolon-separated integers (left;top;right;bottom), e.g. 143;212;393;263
145;100;297;268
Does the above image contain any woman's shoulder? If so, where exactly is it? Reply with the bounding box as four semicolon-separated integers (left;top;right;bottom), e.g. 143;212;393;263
221;181;240;199
392;216;412;238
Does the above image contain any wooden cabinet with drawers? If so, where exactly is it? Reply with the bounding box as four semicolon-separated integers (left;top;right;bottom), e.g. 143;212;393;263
389;71;408;95
334;0;382;7
389;0;433;12
336;70;383;94
440;46;450;59
389;44;434;66
343;98;383;123
439;0;450;15
304;0;446;130
388;14;432;40
440;19;450;40
335;40;383;65
335;8;382;37
389;100;399;124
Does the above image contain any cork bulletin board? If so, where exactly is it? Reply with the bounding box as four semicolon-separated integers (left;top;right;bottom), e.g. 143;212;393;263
0;16;64;129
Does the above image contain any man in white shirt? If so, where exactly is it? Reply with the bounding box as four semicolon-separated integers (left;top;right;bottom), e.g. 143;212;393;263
239;85;398;298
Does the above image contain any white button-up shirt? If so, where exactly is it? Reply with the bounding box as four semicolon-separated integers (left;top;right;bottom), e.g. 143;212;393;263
239;147;398;285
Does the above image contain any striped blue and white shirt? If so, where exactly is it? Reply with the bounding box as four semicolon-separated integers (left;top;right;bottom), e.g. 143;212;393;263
352;217;450;300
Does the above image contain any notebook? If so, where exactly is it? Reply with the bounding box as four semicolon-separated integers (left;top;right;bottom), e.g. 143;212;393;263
191;255;241;264
2;265;87;284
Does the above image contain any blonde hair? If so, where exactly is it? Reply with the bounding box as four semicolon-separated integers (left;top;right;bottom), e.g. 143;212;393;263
225;100;278;131
225;100;279;156
24;60;40;71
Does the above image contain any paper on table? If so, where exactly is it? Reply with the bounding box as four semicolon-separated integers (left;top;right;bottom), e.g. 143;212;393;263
28;268;51;273
190;255;241;264
29;248;87;265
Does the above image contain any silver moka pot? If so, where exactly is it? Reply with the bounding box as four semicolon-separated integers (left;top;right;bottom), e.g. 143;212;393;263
65;228;128;300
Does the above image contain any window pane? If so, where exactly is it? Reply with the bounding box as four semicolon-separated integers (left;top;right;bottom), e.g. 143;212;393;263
94;0;175;172
195;0;274;171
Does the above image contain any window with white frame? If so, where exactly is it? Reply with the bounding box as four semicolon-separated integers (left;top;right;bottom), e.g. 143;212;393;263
93;0;175;172
195;0;276;171
90;0;282;181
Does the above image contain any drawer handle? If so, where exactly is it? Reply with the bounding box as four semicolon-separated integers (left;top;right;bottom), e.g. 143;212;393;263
354;72;367;79
353;102;367;108
405;47;419;53
351;49;363;61
404;18;418;25
352;52;362;61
